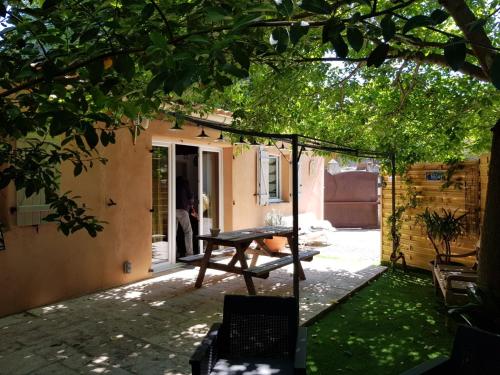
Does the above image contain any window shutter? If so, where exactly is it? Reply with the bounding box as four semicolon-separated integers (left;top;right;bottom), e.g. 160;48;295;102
16;189;51;226
257;147;269;206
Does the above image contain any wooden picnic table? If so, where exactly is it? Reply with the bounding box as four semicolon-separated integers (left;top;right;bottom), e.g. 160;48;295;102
179;226;319;295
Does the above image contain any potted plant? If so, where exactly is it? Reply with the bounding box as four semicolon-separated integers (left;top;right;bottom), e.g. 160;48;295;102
416;208;467;264
263;210;287;252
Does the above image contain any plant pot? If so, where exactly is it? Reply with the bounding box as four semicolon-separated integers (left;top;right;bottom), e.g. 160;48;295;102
264;236;287;252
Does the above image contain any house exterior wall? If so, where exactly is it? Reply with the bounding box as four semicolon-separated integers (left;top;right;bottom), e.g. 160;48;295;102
0;119;324;317
232;147;324;229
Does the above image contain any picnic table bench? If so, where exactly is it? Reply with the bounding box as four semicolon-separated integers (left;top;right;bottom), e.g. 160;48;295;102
179;226;319;295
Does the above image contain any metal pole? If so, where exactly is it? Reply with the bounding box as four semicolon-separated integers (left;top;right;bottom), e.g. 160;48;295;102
391;152;397;258
291;134;300;299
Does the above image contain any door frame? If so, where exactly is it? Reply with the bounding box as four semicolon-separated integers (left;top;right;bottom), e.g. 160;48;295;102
151;140;176;272
198;146;224;248
151;140;224;269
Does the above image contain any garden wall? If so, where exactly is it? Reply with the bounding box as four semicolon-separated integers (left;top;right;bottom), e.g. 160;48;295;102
381;154;490;270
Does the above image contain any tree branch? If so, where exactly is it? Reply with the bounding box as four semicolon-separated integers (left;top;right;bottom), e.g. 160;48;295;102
439;0;497;76
0;48;144;98
149;0;174;42
295;51;488;81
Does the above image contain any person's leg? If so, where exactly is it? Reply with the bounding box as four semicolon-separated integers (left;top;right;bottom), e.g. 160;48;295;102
176;209;193;255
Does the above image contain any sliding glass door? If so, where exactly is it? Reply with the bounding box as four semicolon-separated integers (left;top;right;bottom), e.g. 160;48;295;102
151;145;170;267
200;150;221;237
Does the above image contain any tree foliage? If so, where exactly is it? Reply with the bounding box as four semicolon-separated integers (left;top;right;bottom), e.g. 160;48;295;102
207;62;498;171
0;0;498;235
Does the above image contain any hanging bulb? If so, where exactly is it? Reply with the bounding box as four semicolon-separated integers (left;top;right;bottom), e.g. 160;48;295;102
214;131;224;143
196;127;209;139
170;119;183;131
250;138;260;146
266;139;274;148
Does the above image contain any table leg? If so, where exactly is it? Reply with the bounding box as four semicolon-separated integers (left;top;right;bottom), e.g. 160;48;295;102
254;239;273;256
236;242;256;295
286;234;306;281
250;253;259;267
195;241;214;288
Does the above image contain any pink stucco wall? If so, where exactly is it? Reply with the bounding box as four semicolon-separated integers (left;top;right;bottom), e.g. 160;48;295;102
0;120;324;317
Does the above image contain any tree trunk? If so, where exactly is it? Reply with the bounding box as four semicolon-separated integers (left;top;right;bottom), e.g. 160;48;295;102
479;120;500;298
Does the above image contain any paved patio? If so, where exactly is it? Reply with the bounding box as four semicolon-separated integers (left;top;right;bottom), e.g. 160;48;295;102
0;230;385;375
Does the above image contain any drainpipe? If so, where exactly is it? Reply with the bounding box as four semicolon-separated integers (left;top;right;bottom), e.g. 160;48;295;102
291;134;299;300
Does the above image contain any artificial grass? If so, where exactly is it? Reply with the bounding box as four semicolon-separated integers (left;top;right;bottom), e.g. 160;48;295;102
306;270;454;374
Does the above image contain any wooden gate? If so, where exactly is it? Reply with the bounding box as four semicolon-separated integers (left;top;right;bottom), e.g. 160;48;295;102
324;171;379;229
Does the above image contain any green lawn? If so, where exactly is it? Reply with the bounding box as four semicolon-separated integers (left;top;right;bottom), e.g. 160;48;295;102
306;270;454;374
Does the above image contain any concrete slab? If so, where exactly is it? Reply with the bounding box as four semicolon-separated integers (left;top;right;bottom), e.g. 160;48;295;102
0;229;384;374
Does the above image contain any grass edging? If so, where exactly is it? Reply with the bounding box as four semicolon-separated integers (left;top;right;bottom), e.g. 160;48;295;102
302;266;388;327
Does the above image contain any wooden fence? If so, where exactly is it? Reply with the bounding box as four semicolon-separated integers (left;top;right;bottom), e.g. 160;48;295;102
381;154;490;270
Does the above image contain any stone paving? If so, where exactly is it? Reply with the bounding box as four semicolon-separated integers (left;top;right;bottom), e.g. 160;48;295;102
0;230;385;375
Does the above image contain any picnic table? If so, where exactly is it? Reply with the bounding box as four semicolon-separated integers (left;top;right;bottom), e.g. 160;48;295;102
178;226;319;295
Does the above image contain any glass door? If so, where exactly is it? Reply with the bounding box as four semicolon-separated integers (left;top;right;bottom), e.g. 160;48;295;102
151;145;171;269
199;149;222;247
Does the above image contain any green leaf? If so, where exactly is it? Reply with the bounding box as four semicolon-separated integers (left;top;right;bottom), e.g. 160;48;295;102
146;73;165;97
232;14;262;33
444;38;466;71
322;18;344;45
204;7;229;22
74;163;83;177
332;34;348;59
141;3;155;20
489;54;500;90
50;111;78;137
271;27;289;53
380;15;396;42
299;0;332;15
100;130;109;146
114;54;135;81
274;0;293;17
185;35;211;44
403;15;434;34
0;172;11;189
42;0;60;10
290;22;309;45
367;43;389;67
232;47;251;70
222;64;249;78
430;9;449;25
346;27;363;52
75;135;86;151
149;32;167;48
87;60;104;84
84;126;99;149
79;27;99;43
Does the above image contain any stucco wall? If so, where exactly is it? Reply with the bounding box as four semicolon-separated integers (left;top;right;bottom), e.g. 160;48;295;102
231;147;324;229
0;120;323;317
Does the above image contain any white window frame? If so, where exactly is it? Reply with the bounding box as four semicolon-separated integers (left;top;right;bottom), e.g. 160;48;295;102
268;154;281;202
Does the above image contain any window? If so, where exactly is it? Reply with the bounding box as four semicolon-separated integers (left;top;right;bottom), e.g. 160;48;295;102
268;155;280;201
16;188;52;226
16;135;59;226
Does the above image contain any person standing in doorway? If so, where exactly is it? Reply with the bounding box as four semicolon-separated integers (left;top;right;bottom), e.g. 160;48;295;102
176;176;194;256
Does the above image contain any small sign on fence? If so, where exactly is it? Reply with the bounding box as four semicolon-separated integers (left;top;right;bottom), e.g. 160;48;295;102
425;171;446;181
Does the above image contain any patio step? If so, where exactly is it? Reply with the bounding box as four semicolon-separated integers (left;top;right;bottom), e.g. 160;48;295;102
243;250;320;277
178;247;236;264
